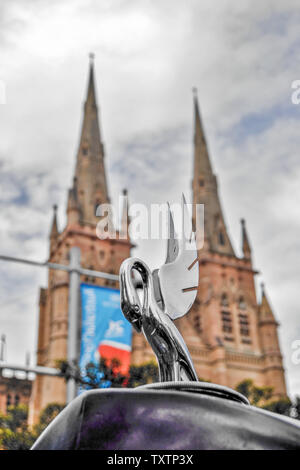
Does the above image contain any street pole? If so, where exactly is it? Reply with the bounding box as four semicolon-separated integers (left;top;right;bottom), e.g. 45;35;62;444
67;246;81;403
0;334;6;362
0;362;61;377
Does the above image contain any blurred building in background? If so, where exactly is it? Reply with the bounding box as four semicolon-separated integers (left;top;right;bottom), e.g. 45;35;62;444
26;56;288;423
0;373;32;414
131;89;287;398
29;57;132;423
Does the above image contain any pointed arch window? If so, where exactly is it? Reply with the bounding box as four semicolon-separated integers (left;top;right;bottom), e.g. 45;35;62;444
6;394;11;411
220;293;233;334
239;313;250;336
238;296;246;310
221;310;233;333
95;199;101;216
220;293;229;307
218;230;225;246
194;314;202;333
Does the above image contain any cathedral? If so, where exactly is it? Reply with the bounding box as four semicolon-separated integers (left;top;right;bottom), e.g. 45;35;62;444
131;90;287;399
28;57;132;423
29;57;287;423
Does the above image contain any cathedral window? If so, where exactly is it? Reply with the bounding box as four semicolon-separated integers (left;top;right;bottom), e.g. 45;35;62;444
224;336;234;342
239;313;250;336
242;338;251;345
94;199;101;216
220;293;229;307
199;179;204;187
194;314;202;333
82;147;88;156
221;310;232;333
15;394;20;406
239;296;246;310
6;394;11;411
99;250;105;261
218;231;225;246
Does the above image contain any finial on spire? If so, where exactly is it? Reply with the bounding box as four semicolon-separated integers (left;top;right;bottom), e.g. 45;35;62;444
89;52;95;64
50;205;59;239
241;217;251;259
122;188;128;196
192;87;198;98
259;282;276;322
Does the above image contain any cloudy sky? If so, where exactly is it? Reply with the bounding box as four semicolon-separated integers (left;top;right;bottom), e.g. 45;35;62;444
0;0;299;397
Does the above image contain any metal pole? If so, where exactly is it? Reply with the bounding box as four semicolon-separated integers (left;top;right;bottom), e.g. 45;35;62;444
0;335;6;362
0;253;119;280
0;362;61;377
67;247;81;403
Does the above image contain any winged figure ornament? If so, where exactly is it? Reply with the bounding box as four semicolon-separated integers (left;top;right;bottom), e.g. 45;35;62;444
120;195;199;382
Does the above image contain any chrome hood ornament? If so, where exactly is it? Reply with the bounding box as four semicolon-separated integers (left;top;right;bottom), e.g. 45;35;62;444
120;195;199;382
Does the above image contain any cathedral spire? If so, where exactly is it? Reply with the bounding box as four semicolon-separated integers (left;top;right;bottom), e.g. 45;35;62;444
259;283;277;324
241;218;251;259
49;205;59;255
192;88;234;256
192;87;213;176
86;53;97;110
73;54;109;225
50;205;59;238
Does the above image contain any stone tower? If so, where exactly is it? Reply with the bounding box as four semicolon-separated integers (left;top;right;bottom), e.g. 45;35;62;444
131;90;287;398
29;57;132;424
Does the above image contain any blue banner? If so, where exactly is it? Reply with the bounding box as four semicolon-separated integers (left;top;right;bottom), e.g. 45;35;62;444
79;284;132;378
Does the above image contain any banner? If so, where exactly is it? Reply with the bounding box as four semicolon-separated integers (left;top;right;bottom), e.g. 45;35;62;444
79;284;132;378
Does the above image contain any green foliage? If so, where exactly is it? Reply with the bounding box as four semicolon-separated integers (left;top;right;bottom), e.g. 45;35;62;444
0;402;65;450
0;427;36;451
127;361;158;388
0;404;28;432
236;379;273;406
33;403;65;437
76;358;159;390
0;405;34;450
262;397;292;416
294;396;300;420
235;379;299;420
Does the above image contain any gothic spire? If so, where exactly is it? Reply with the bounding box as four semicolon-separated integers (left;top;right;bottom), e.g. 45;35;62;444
192;87;213;176
50;205;59;238
73;54;109;225
259;283;277;324
241;218;251;259
192;88;234;256
86;53;97;110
